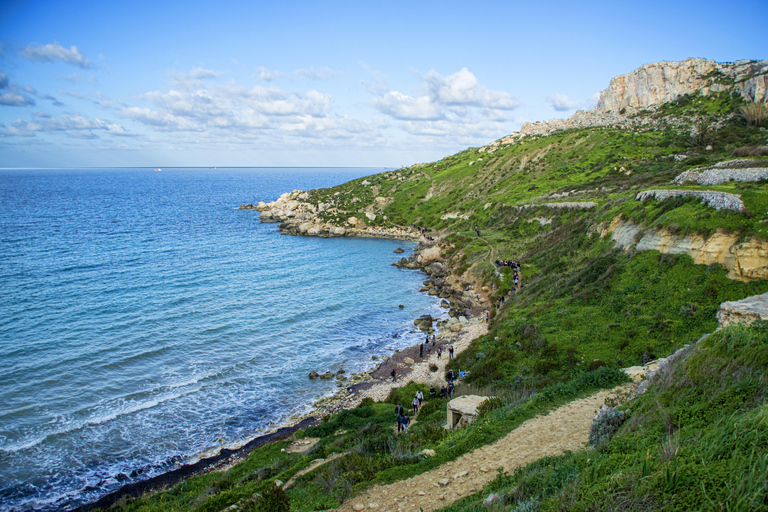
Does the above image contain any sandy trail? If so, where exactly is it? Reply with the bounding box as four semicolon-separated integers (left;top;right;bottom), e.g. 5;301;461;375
335;384;632;512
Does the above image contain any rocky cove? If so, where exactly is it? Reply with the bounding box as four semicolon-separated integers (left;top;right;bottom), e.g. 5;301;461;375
240;190;420;241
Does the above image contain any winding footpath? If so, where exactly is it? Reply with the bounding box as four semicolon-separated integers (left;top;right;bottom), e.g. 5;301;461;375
336;384;633;512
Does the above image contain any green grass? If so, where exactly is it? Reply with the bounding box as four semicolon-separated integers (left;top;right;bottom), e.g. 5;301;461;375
437;322;768;512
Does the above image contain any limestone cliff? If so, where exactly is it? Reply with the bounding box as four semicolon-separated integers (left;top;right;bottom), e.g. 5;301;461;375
480;58;767;153
599;216;768;282
597;58;768;111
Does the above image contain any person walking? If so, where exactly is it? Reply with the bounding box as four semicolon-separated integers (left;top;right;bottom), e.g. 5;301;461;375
395;404;404;432
401;414;410;434
416;389;424;406
449;345;454;359
419;342;424;359
391;368;397;382
412;395;419;415
437;347;442;359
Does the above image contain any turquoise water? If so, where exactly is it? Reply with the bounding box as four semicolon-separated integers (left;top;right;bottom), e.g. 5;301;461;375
0;168;443;511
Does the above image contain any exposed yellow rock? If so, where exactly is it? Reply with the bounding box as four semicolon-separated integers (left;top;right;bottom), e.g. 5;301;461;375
601;216;768;282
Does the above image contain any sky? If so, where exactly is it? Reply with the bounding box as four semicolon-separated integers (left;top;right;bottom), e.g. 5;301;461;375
0;0;766;168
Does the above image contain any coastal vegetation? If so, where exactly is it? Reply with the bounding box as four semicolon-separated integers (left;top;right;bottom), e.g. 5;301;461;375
94;61;768;511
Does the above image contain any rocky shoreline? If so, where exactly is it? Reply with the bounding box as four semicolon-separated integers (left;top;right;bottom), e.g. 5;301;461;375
240;190;420;241
78;203;489;511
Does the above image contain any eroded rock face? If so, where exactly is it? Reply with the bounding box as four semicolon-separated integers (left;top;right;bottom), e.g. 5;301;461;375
601;217;768;281
597;58;768;111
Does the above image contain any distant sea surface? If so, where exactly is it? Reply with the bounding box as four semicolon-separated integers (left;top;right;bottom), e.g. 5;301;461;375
0;168;442;511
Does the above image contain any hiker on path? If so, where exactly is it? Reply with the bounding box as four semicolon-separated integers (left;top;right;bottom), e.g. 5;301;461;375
401;414;410;434
416;389;424;406
395;404;404;432
430;385;436;399
412;396;419;415
420;343;424;359
437;347;442;360
449;345;454;359
391;368;397;382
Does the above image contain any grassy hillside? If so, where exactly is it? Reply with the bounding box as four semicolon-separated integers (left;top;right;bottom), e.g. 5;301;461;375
97;86;768;511
440;321;768;511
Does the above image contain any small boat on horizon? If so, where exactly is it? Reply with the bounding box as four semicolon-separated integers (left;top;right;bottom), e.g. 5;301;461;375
154;168;162;172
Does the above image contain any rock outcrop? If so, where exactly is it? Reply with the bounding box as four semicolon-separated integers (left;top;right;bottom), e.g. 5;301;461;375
717;292;768;328
479;58;767;154
636;189;745;212
253;190;419;241
674;165;768;186
597;58;768;111
600;217;768;281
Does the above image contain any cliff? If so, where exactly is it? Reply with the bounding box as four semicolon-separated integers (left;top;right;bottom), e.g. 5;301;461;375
596;58;768;111
480;58;768;153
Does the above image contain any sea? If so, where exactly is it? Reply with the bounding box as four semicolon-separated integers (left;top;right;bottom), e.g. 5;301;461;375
0;167;444;511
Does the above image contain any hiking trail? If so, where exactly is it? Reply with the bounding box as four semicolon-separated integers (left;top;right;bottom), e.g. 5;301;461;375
335;383;633;512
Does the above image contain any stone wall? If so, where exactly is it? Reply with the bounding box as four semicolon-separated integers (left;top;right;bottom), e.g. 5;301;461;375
717;292;768;328
674;167;768;186
635;189;745;212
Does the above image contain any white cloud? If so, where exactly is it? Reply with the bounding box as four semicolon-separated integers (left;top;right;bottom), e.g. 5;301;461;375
424;68;519;109
1;114;135;138
546;93;579;111
370;67;519;122
0;74;37;106
0;92;35;106
123;106;203;131
21;43;92;68
257;67;287;82
371;91;443;120
295;67;341;80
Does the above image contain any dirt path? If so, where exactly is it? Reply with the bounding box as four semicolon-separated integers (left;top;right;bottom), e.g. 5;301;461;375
335;385;631;512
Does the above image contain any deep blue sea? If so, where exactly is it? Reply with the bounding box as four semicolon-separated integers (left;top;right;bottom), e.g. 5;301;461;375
0;167;443;511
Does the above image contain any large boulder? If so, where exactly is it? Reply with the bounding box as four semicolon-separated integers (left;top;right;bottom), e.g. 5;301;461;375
418;246;442;264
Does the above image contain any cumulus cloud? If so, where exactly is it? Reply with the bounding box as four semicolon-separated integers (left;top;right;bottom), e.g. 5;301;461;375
424;68;519;109
546;93;579;111
21;43;92;68
370;67;519;122
122;80;340;135
295;67;341;80
115;76;386;148
371;91;443;120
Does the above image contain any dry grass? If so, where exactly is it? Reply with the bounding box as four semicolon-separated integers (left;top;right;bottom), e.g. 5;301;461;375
739;103;768;126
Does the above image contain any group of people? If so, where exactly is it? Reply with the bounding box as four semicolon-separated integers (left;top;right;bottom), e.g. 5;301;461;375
419;336;455;360
395;369;465;434
495;259;521;289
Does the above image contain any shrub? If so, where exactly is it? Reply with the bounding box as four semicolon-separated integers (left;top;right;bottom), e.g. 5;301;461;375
732;145;768;157
739;103;768;126
589;407;626;448
242;483;290;512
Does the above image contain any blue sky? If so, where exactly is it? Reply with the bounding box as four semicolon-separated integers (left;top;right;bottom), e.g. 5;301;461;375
1;0;766;168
